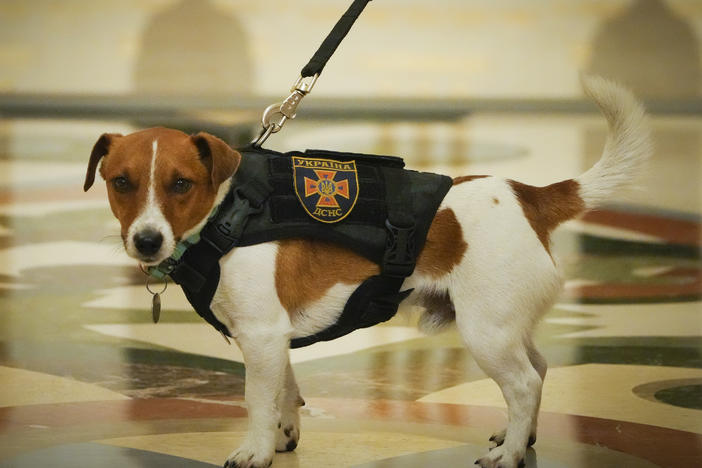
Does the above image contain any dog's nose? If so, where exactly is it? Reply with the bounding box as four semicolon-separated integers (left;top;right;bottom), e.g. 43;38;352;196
133;229;163;257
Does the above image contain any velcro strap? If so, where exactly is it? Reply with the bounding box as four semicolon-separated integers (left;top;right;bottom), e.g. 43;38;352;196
270;196;385;225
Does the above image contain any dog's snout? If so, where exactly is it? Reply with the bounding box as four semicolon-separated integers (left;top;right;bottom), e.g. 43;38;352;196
133;229;163;257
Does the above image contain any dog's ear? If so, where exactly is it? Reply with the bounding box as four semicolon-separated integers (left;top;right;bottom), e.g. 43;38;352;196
191;132;241;187
84;133;122;191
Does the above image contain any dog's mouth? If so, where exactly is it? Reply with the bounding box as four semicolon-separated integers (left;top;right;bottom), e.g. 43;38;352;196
135;252;171;267
128;249;171;267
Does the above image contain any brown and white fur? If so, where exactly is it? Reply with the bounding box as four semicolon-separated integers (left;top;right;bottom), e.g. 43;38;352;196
84;76;651;468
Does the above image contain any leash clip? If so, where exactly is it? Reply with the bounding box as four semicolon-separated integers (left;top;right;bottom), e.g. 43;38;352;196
252;73;319;147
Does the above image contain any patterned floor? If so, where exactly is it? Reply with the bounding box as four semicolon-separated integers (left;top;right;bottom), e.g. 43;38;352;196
0;115;700;467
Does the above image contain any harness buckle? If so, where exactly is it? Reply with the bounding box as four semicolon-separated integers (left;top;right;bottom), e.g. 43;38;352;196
382;219;416;278
148;256;177;279
200;190;264;254
216;220;234;237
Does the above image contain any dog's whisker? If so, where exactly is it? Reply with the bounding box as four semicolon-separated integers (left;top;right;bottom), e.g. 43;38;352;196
110;244;126;255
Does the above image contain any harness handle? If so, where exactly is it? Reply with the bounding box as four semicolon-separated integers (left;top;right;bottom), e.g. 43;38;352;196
252;0;372;147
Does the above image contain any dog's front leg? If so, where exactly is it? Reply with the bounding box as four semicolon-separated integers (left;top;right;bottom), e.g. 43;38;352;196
275;360;304;453
225;330;290;468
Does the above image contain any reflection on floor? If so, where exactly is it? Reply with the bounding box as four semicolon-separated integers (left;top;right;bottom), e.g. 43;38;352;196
0;116;700;468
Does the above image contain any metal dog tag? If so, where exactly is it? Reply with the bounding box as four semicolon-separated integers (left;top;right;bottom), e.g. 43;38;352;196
143;271;167;324
152;293;161;323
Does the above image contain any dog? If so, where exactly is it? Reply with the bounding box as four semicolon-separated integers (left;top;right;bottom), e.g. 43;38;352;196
83;76;651;468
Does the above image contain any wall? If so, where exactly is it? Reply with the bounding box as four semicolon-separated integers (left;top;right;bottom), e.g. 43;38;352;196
1;0;700;98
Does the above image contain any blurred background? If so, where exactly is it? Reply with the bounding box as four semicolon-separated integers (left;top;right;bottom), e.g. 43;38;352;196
1;0;701;205
0;1;700;467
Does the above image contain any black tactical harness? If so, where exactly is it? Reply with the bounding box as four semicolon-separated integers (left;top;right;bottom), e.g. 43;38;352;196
150;146;452;348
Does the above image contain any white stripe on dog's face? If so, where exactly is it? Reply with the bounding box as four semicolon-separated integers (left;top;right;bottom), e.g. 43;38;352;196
125;139;175;265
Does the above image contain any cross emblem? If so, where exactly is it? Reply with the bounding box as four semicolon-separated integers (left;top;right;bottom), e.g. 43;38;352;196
304;170;350;208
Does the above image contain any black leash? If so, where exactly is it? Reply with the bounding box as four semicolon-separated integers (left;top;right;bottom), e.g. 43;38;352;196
252;0;372;147
300;0;373;78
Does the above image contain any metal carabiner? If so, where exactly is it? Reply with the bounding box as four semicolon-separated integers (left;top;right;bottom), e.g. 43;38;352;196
251;104;285;147
252;124;276;147
251;73;320;147
261;102;288;132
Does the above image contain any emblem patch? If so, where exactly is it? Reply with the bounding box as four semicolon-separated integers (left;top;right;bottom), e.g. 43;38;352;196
292;156;359;223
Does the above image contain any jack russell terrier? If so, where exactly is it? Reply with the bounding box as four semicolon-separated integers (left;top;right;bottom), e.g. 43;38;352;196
84;76;651;468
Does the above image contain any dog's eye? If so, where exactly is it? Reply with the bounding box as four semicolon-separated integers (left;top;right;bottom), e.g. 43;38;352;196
172;178;192;194
112;176;132;193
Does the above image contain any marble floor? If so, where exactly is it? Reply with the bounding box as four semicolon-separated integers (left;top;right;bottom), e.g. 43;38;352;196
0;114;700;468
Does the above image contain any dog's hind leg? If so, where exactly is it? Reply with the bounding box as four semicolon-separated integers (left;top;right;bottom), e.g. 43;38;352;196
454;298;545;468
275;360;304;452
489;337;546;449
525;337;547;444
224;329;290;468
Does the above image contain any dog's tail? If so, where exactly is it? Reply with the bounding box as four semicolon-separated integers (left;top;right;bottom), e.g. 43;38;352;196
507;76;651;247
575;74;652;209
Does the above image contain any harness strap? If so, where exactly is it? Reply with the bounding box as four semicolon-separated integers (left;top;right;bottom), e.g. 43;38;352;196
290;275;411;348
382;169;417;278
300;0;373;78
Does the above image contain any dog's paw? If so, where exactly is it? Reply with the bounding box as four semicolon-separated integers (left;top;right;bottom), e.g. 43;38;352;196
475;446;525;468
224;440;273;468
275;410;300;452
475;454;501;468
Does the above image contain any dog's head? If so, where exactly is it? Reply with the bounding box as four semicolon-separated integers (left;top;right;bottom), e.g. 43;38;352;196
84;127;240;265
